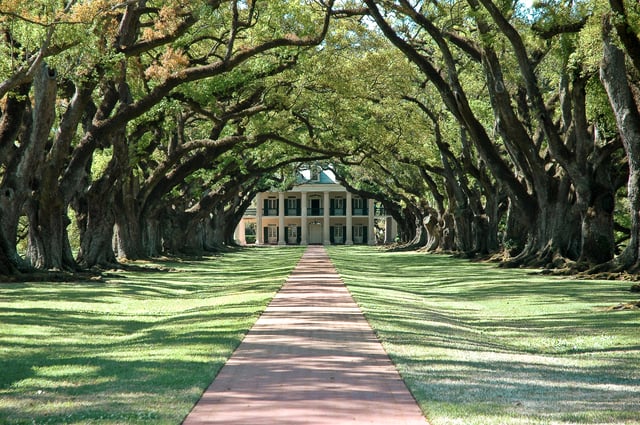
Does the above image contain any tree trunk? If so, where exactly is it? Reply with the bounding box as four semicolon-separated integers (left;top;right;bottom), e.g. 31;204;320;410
24;199;75;270
113;213;144;260
454;205;475;254
502;199;528;257
513;192;581;267
76;115;132;268
600;17;640;270
75;151;127;268
20;63;76;270
183;219;206;255
208;212;227;250
422;208;441;251
113;174;145;260
472;214;491;255
0;232;19;276
441;212;456;251
160;211;205;256
76;191;118;268
0;188;29;273
78;199;118;267
580;191;615;264
0;83;30;163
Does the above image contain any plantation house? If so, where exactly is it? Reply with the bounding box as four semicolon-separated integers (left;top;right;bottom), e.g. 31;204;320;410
235;168;397;246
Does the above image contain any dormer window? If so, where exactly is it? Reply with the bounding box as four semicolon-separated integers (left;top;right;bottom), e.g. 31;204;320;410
310;166;321;182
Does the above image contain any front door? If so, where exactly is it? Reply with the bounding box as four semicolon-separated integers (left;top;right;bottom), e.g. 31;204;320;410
354;225;364;244
287;225;298;244
308;222;323;244
268;225;278;244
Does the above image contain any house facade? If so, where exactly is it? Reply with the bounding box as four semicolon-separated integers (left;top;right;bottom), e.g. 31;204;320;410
235;169;397;246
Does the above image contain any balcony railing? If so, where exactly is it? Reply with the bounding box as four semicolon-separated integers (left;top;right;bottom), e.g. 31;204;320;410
307;207;324;216
259;206;383;217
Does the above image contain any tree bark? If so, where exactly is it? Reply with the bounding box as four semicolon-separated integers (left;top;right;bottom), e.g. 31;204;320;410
113;173;145;260
76;124;129;268
600;16;640;269
422;207;441;251
75;192;118;268
18;63;70;270
513;176;582;267
441;212;456;251
25;77;96;271
0;232;19;276
502;199;528;257
0;83;32;274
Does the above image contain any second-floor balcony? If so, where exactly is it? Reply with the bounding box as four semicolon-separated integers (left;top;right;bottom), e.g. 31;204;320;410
258;195;386;218
261;207;376;217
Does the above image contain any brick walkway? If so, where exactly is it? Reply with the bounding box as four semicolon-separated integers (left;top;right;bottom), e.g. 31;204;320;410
182;245;427;425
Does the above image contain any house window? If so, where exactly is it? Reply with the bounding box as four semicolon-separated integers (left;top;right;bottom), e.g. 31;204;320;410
334;225;344;243
268;224;278;243
286;197;298;216
353;197;364;215
288;224;298;243
309;195;322;216
310;167;321;182
333;197;345;216
267;198;278;216
354;225;364;243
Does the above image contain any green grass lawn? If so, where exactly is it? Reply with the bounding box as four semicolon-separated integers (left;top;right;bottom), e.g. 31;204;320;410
0;247;304;425
328;246;640;425
2;245;638;425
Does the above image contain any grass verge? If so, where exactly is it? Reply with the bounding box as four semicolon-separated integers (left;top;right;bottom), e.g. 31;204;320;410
0;247;304;425
328;246;640;425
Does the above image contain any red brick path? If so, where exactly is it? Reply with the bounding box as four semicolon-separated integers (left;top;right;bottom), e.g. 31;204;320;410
182;245;428;424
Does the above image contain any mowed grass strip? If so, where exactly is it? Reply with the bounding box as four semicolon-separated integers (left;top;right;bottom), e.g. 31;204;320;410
328;246;640;425
0;247;304;425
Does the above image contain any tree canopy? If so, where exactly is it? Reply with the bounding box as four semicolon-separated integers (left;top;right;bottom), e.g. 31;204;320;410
1;0;639;277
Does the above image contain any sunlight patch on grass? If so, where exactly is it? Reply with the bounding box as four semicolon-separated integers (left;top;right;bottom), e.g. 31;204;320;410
328;246;640;425
0;247;304;425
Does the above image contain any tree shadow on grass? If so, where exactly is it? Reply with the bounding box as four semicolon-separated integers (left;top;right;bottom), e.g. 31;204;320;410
328;247;640;424
0;249;304;425
0;306;251;424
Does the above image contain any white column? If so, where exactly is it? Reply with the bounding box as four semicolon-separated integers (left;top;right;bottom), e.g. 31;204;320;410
345;191;353;245
391;218;398;242
367;198;375;245
301;192;308;245
385;216;393;243
278;192;286;245
255;193;263;245
235;218;246;245
323;191;331;245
